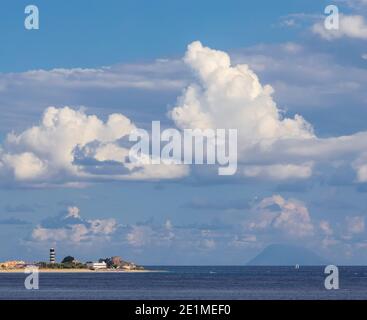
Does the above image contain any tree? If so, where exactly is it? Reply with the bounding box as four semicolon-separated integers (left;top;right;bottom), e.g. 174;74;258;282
61;256;75;264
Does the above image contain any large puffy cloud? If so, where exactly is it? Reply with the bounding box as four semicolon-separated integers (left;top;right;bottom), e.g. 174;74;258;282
313;14;367;40
0;106;131;179
2;41;367;185
0;42;319;185
168;41;319;180
170;42;367;182
0;106;188;185
170;41;314;148
2;106;134;180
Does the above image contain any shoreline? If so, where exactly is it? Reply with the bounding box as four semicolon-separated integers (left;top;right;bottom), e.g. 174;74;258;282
0;268;159;273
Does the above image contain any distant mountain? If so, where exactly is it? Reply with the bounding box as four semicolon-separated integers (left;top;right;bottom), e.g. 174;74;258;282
247;244;328;266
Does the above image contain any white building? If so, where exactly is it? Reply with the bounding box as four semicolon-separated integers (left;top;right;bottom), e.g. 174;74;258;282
86;261;107;270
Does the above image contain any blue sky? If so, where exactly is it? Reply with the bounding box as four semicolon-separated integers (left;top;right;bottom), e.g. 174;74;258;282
1;0;367;265
0;0;325;71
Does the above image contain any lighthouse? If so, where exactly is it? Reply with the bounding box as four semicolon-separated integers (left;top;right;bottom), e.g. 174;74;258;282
50;248;56;264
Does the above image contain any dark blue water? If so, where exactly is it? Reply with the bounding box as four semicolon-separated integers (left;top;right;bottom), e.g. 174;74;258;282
0;266;367;300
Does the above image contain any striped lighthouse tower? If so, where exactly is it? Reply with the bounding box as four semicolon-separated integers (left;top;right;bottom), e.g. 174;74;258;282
50;248;56;264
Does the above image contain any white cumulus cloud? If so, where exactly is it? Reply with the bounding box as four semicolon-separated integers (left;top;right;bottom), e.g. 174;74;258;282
2;41;367;185
170;41;314;149
32;207;118;244
246;195;314;238
0;106;188;186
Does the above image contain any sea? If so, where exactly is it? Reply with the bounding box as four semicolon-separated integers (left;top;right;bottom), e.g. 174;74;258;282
0;266;367;300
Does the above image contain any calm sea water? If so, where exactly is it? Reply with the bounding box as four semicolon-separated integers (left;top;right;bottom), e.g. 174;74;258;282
0;266;366;300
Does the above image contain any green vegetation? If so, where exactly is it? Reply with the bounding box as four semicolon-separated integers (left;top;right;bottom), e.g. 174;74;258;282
61;256;75;264
37;256;88;269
